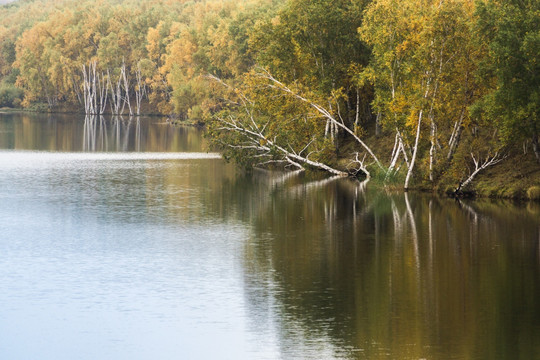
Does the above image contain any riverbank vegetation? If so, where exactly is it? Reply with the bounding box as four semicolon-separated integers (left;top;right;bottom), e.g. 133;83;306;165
0;0;538;196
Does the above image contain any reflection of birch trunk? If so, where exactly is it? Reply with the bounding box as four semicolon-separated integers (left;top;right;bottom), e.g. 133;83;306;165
113;116;121;151
253;168;303;188
405;192;420;290
457;199;479;242
89;116;95;150
428;199;433;260
405;193;419;268
391;198;403;244
99;116;108;151
122;117;132;151
82;115;88;151
135;117;141;152
83;115;98;151
288;175;343;196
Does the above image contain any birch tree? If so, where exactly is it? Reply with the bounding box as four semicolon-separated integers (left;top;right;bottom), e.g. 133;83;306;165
207;73;348;176
360;0;488;189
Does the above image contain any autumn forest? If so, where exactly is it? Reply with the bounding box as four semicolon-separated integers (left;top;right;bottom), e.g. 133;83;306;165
0;0;538;194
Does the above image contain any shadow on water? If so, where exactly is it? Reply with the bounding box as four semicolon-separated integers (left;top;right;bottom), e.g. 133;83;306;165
202;169;540;359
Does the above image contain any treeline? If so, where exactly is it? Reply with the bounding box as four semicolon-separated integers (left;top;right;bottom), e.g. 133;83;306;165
0;0;275;116
0;0;538;191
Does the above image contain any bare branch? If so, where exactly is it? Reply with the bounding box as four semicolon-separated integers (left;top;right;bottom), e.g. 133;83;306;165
254;67;384;170
346;152;371;179
208;73;348;176
456;151;507;192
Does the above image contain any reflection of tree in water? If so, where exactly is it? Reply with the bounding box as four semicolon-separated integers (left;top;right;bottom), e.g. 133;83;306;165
0;113;207;152
211;171;540;359
81;114;206;152
83;116;142;152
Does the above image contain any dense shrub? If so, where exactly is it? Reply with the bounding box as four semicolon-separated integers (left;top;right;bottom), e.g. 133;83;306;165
0;84;23;108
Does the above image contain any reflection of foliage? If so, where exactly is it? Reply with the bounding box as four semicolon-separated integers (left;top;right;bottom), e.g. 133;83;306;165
208;173;540;359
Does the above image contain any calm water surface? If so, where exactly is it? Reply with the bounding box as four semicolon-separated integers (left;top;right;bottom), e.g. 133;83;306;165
0;113;539;359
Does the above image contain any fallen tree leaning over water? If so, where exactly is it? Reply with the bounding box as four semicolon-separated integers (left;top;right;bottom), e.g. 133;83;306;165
207;74;348;176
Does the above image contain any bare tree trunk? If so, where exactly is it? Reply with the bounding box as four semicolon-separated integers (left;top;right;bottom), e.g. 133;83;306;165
532;133;540;165
97;70;108;114
115;76;122;114
70;71;83;106
375;111;382;137
386;131;401;178
455;152;506;192
429;117;436;182
355;88;360;128
107;68;125;115
135;64;146;116
208;74;347;176
404;109;423;190
252;70;384;171
92;62;98;114
447;106;466;161
82;64;89;114
82;61;108;115
82;63;95;114
121;61;132;116
107;73;114;111
216;113;347;175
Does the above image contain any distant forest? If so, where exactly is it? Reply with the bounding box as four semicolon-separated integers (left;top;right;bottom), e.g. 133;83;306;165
0;0;538;192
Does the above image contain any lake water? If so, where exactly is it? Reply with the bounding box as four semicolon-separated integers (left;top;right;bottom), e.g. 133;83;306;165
0;113;539;359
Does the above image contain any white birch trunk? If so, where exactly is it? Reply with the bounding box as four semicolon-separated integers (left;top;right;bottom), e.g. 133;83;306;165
121;62;133;116
429;117;436;182
404;109;423;190
456;152;506;192
447;107;466;161
252;70;384;171
135;64;145;116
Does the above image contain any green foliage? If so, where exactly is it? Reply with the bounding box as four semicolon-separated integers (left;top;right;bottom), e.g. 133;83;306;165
473;0;540;146
0;0;538;188
0;82;23;107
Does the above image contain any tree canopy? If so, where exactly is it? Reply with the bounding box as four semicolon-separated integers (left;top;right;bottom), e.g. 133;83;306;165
0;0;538;191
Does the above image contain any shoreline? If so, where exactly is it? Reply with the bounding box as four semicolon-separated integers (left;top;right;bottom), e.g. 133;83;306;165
2;108;538;202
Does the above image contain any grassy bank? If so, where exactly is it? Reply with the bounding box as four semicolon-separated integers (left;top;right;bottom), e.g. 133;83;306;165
337;133;540;202
471;152;540;200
